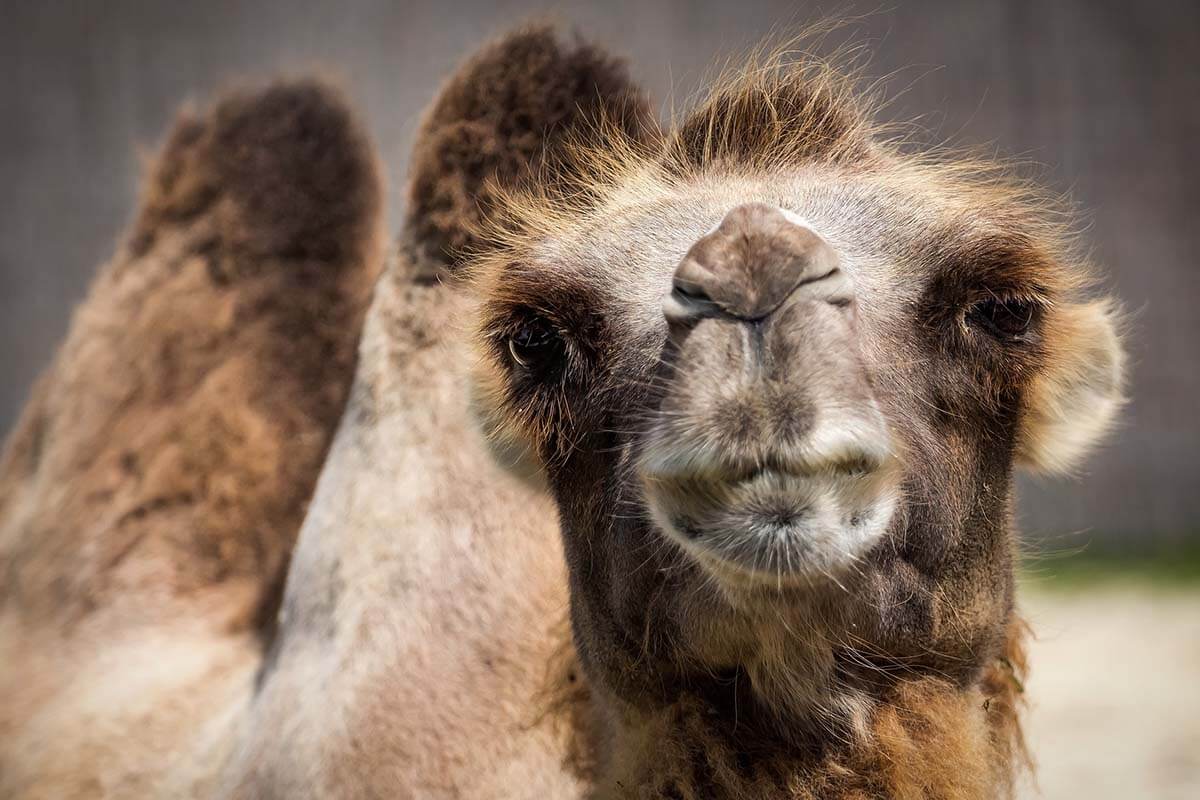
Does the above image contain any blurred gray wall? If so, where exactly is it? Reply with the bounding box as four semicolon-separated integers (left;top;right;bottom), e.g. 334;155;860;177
2;0;1197;545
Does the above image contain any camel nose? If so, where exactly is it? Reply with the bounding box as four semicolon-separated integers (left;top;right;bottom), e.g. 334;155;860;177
664;203;851;324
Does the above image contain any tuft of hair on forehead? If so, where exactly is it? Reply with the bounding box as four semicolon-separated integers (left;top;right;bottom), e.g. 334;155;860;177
664;30;885;175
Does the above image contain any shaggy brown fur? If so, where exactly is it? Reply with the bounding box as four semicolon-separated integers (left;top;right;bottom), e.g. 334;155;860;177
593;622;1029;800
0;79;384;796
1;32;635;795
401;23;656;276
0;80;382;630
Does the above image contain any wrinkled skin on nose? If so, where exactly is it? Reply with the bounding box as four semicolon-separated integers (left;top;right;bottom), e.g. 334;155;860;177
664;202;852;324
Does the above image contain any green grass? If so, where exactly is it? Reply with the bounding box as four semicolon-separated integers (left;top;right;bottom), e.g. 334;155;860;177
1019;541;1200;591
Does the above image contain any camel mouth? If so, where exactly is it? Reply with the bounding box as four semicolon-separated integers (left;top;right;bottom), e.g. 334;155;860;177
639;447;899;587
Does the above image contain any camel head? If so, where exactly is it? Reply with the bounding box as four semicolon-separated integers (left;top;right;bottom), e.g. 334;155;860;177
413;24;1126;740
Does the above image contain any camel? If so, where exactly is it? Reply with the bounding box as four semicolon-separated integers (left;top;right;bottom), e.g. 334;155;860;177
449;28;1127;800
0;22;1126;800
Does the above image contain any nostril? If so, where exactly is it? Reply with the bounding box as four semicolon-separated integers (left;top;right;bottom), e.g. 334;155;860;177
664;279;720;325
792;266;854;309
672;280;711;304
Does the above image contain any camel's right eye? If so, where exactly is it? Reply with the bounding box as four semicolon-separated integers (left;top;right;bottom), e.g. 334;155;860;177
507;316;564;375
967;297;1039;342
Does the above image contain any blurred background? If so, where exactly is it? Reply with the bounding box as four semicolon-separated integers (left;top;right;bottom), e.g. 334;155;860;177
1;1;1197;797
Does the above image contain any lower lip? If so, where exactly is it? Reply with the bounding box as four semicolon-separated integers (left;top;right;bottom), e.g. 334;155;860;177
645;474;896;583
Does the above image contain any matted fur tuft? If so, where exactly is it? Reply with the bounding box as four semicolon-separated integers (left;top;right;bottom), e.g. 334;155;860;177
665;36;881;174
401;22;656;276
131;80;381;266
593;621;1029;799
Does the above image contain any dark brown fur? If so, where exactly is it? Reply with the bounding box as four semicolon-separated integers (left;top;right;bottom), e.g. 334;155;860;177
0;78;385;798
585;621;1029;800
0;79;384;635
401;23;656;277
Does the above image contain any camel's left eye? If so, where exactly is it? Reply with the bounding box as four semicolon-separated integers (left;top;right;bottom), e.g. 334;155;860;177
508;316;564;373
968;297;1038;341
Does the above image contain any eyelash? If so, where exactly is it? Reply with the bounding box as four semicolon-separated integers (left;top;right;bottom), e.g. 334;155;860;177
970;297;1037;339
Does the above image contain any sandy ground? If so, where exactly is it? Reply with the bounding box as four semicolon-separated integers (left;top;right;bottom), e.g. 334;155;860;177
1017;587;1200;799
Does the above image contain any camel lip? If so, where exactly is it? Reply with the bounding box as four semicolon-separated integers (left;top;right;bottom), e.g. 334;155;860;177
638;446;892;491
640;463;899;587
666;501;894;587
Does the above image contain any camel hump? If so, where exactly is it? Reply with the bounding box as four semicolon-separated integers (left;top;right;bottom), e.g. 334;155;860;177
400;23;656;277
0;79;384;634
131;79;382;267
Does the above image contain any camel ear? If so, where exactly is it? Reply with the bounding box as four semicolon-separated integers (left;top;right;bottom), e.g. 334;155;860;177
401;24;655;277
1017;299;1126;474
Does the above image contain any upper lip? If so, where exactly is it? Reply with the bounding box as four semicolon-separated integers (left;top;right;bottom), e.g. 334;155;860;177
640;449;888;488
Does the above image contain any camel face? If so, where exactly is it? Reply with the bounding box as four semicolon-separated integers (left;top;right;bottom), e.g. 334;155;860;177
465;46;1126;718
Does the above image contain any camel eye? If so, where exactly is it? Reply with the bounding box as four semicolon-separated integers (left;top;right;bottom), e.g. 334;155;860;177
968;297;1037;341
507;316;564;373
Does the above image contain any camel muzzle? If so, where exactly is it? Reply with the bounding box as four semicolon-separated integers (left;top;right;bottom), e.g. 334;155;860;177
639;202;899;586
